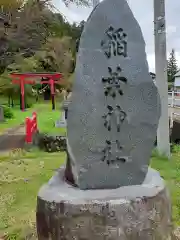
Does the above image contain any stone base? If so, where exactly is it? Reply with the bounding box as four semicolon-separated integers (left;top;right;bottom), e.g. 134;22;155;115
36;167;173;240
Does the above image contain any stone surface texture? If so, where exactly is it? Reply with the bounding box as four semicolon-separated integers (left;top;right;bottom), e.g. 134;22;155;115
36;166;173;240
66;0;161;190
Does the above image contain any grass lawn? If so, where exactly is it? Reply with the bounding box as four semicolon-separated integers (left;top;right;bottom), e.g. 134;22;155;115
151;149;180;227
0;106;36;133
0;149;179;239
0;150;66;239
0;97;34;132
36;102;66;136
0;99;67;238
0;100;66;136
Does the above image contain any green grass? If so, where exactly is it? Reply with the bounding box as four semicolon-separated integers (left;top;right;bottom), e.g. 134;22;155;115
0;106;36;133
0;99;67;237
0;150;66;239
0;96;41;133
0;149;179;239
0;100;66;135
151;149;180;226
0;96;179;237
36;103;66;136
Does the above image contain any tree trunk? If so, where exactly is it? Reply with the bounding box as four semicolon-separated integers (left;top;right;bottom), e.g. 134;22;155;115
8;94;11;107
20;93;22;110
36;94;39;102
11;97;14;107
24;94;27;109
19;93;25;110
52;94;55;110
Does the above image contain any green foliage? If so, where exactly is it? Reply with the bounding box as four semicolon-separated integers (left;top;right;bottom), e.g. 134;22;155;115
2;105;14;119
167;49;179;83
0;0;52;70
0;0;85;100
8;55;40;72
151;148;170;160
171;144;180;153
168;82;173;90
62;0;90;6
46;13;83;58
150;152;180;226
37;36;73;73
0;0;24;10
0;55;42;101
26;102;33;109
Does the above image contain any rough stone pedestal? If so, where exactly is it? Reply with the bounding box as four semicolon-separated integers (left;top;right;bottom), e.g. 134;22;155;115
36;167;172;240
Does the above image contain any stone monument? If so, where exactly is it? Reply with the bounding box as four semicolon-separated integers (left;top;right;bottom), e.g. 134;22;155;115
55;100;71;128
55;109;66;128
36;0;173;239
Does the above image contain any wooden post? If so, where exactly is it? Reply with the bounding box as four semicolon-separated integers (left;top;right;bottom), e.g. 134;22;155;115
154;0;170;158
12;76;35;112
41;78;56;110
25;117;31;143
52;94;55;110
33;112;37;132
50;78;55;110
20;76;25;111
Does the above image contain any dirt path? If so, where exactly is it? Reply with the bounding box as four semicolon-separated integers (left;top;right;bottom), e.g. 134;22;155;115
0;107;42;153
0;124;25;152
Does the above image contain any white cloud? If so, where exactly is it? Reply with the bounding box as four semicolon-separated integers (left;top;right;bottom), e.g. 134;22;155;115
147;53;155;73
167;25;177;35
52;0;91;23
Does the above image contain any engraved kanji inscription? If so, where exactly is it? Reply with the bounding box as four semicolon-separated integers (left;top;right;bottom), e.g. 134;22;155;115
116;105;126;132
101;140;112;165
101;140;125;165
101;26;127;58
102;105;126;132
102;105;113;131
102;66;127;98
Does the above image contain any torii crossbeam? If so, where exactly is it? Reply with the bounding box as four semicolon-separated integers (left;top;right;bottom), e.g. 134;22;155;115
11;72;63;111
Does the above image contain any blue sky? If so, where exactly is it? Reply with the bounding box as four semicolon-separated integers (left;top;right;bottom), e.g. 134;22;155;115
52;0;180;72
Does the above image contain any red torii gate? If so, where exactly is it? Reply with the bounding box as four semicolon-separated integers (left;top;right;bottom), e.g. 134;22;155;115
11;72;63;111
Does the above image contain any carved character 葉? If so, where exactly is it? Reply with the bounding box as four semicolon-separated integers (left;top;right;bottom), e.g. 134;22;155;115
102;66;127;98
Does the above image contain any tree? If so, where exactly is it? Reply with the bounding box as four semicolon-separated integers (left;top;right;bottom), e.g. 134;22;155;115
0;0;24;9
75;21;85;53
61;0;90;6
0;0;86;106
34;36;73;99
0;0;83;73
36;36;73;74
0;0;52;72
167;49;178;83
0;54;41;107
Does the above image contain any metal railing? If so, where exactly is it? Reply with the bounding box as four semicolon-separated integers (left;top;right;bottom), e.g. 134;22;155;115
168;91;180;127
168;91;180;108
